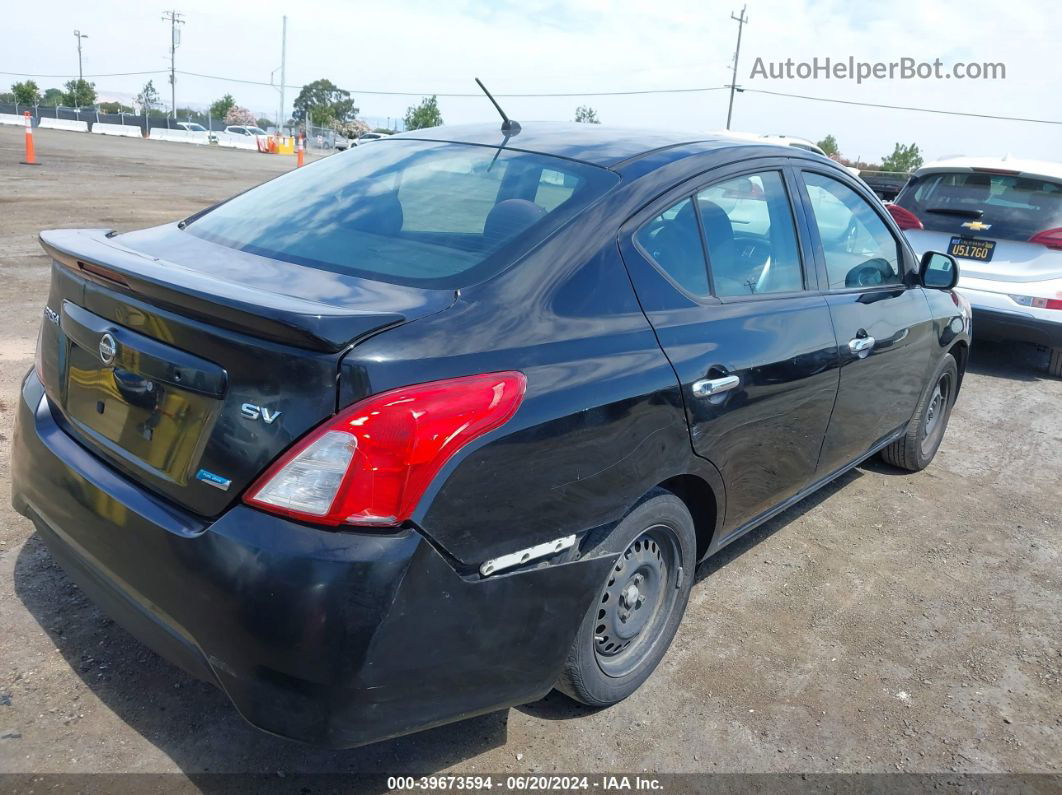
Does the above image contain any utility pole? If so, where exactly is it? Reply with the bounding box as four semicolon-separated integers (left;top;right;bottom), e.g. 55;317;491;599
725;5;748;130
73;30;88;84
162;10;185;120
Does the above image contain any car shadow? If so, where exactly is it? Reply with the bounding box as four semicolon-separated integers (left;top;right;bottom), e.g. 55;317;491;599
13;533;507;780
966;339;1050;382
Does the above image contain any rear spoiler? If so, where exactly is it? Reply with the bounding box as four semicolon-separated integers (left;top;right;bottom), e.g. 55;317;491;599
39;228;404;353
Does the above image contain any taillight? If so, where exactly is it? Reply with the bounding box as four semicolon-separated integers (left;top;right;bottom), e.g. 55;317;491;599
886;204;923;231
1008;294;1062;310
1028;227;1062;251
244;372;527;527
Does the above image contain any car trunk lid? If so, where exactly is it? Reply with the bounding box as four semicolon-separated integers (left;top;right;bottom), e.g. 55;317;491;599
36;225;455;517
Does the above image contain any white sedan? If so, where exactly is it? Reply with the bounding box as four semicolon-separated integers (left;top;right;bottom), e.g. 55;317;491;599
889;156;1062;377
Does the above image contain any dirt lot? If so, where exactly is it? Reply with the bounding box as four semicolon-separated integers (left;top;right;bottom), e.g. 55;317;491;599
0;126;1060;780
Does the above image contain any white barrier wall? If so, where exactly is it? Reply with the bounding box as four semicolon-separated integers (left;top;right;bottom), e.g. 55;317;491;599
39;117;89;133
213;131;261;150
0;113;25;126
148;128;211;145
92;123;143;138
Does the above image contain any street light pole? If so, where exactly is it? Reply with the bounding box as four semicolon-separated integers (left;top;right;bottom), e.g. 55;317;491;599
73;29;88;85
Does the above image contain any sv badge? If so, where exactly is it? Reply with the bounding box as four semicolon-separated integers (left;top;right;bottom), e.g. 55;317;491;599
241;403;282;424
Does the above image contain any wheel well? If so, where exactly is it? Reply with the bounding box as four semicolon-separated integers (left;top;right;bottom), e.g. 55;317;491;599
659;474;718;560
949;340;969;386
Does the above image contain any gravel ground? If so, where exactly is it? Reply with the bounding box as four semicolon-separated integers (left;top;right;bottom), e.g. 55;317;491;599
0;127;1059;779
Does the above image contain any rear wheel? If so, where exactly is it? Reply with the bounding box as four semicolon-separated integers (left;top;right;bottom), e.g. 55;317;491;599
556;491;696;707
880;354;958;471
1049;348;1062;379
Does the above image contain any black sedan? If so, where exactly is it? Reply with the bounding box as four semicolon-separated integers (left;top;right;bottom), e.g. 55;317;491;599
12;122;970;747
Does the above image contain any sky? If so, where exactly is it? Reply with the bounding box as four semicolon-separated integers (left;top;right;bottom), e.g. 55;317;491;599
4;0;1060;163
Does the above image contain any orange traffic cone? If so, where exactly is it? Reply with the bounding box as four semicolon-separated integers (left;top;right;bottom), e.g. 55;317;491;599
20;112;39;166
296;134;305;168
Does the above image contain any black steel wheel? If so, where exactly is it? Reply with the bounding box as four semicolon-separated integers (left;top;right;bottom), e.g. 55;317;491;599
557;491;696;707
881;353;959;472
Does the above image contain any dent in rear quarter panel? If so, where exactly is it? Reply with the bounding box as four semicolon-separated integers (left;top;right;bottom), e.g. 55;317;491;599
339;217;696;567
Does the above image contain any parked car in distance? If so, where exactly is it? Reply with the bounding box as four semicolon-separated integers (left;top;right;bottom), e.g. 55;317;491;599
334;135;350;151
889;156;1062;376
356;131;391;143
13;122;970;748
175;122;207;133
721;131;828;157
223;125;267;137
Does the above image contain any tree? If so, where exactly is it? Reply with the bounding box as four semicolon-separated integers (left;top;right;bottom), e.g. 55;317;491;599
574;105;600;124
12;80;41;105
224;106;257;126
99;101;134;114
880;142;923;173
817;134;840;158
404;95;442;130
62;79;96;107
293;78;358;126
256;117;274;130
210;94;236;121
42;87;64;106
135;80;161;115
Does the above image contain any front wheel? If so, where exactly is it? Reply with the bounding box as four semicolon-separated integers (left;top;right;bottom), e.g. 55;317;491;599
880;353;958;471
556;491;696;707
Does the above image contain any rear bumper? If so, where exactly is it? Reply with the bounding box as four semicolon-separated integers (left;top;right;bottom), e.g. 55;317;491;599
969;307;1062;349
11;372;610;748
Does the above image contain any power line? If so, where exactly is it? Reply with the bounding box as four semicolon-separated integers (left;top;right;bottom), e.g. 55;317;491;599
2;67;1059;124
742;88;1062;125
174;70;732;97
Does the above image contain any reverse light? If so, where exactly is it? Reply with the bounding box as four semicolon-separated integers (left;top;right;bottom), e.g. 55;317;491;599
886;204;923;231
1028;228;1062;251
1008;294;1062;310
244;372;527;527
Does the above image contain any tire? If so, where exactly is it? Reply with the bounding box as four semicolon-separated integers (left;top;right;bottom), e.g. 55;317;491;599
1049;348;1062;379
556;490;696;707
880;353;959;472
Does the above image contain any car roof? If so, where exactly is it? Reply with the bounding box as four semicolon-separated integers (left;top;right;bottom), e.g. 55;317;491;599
915;156;1062;182
389;122;803;169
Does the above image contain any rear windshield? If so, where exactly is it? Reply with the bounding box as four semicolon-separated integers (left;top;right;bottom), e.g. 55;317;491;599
186;139;619;288
896;171;1062;240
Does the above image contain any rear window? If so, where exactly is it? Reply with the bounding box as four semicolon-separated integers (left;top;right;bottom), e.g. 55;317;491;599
186;139;618;288
896;171;1062;240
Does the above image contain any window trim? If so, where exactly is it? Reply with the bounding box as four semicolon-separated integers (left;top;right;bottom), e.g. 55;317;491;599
795;166;915;296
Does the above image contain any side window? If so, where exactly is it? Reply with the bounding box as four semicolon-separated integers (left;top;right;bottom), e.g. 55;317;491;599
697;171;803;297
803;172;902;290
634;197;710;298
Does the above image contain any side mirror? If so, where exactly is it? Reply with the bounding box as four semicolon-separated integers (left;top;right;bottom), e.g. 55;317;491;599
919;251;959;290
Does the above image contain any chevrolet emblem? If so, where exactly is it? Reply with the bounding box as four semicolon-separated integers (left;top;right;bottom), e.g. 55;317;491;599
961;220;992;231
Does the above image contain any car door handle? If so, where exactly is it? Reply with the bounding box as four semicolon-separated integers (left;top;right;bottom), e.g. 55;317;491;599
848;336;876;357
691;374;740;398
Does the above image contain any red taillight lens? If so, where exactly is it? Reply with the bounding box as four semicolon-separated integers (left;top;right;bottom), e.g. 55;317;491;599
244;372;527;527
886;204;923;231
1029;227;1062;251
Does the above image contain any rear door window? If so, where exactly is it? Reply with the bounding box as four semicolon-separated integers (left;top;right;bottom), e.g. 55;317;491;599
634;197;710;298
895;171;1062;241
696;171;803;297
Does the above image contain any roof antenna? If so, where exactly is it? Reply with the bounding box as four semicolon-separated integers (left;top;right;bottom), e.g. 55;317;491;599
476;78;521;135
